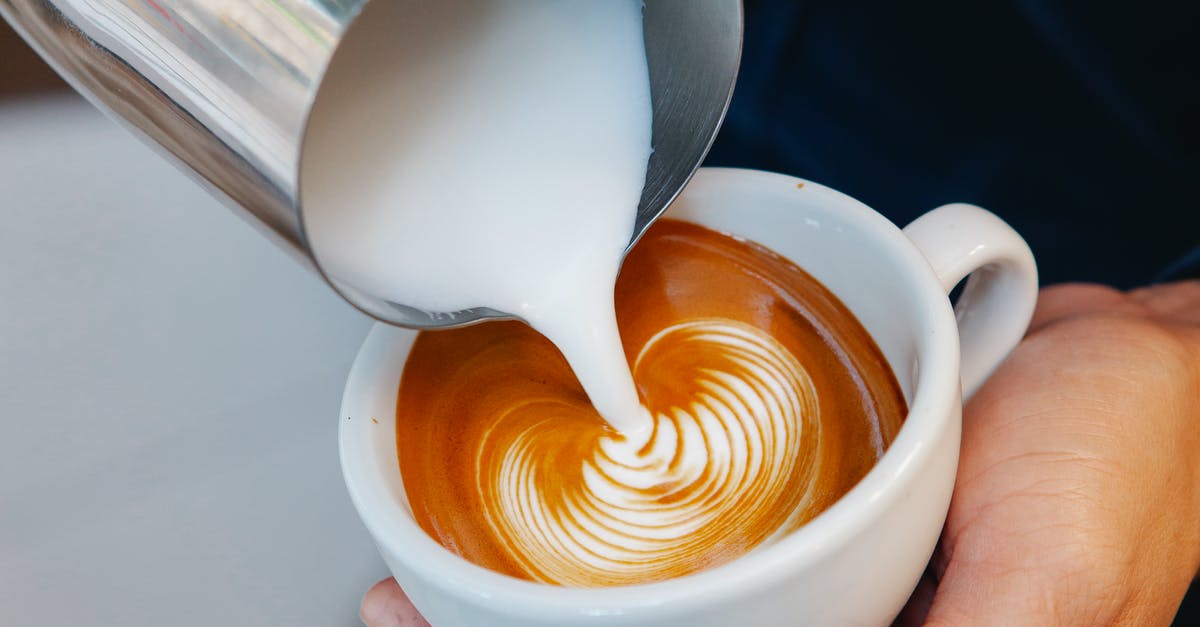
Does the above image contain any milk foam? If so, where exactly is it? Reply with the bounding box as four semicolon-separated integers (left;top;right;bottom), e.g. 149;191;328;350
483;320;821;585
302;0;652;433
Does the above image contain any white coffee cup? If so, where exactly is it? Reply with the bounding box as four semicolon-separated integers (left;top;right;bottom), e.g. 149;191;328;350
338;167;1038;626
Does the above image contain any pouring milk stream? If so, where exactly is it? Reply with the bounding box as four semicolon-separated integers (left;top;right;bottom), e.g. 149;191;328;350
303;0;654;436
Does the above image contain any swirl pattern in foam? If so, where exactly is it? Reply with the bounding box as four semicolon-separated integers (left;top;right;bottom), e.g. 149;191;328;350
397;219;906;586
481;320;819;585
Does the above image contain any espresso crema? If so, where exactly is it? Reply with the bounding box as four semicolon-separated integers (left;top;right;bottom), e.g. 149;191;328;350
396;220;906;586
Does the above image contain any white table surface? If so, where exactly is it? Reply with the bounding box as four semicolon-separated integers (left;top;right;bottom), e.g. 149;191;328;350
0;95;384;626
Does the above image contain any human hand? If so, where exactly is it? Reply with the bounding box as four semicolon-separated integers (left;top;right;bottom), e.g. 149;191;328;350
361;282;1200;627
901;281;1200;625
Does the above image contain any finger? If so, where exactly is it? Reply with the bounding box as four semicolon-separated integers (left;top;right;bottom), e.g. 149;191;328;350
1129;280;1200;325
360;578;430;627
1027;283;1135;334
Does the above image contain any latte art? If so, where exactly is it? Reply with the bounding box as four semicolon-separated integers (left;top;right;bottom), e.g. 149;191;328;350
481;320;820;585
397;220;906;586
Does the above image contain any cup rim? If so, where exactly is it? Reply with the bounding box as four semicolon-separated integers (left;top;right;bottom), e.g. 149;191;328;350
338;167;961;616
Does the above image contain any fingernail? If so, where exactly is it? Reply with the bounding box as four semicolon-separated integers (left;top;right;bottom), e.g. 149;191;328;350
360;605;404;627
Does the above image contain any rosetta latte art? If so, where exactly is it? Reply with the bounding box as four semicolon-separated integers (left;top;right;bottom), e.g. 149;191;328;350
397;219;906;586
480;320;821;585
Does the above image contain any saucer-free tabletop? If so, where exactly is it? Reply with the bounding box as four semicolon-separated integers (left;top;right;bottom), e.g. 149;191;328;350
0;96;381;626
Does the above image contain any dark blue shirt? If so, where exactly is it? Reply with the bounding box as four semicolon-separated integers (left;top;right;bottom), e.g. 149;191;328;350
706;0;1199;287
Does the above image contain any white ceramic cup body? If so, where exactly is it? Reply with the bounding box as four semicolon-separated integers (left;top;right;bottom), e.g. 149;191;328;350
339;168;1038;626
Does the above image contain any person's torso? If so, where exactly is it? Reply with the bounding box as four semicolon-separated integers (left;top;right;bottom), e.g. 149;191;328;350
707;0;1200;287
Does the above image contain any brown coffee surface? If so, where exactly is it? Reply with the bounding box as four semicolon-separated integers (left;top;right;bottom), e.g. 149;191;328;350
396;219;905;586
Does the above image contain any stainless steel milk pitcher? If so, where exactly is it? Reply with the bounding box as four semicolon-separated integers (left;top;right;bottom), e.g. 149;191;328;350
1;0;742;327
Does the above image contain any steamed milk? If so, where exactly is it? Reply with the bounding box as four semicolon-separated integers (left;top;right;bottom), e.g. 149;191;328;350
302;0;652;434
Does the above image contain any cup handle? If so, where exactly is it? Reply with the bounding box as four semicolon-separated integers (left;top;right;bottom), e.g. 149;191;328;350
902;204;1039;399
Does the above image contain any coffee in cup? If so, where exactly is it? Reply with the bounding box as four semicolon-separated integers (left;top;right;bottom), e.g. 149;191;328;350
395;218;906;586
